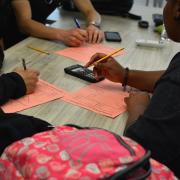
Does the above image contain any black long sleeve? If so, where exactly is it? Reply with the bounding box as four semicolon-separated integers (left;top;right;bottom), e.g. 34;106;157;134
0;72;26;105
0;39;26;105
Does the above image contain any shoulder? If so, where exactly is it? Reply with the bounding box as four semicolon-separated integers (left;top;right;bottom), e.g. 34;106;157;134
173;52;180;59
169;52;180;66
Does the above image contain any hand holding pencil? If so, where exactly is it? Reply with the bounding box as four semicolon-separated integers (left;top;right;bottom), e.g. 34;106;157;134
14;63;40;94
60;28;87;47
86;48;124;67
85;51;125;83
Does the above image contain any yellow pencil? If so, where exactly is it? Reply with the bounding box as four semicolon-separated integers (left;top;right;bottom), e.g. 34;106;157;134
89;48;124;67
27;45;50;55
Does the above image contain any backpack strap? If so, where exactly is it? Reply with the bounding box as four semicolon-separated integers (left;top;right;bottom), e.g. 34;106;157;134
64;124;90;129
109;151;151;180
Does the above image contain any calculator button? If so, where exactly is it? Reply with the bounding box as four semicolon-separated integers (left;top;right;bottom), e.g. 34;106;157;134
87;74;95;78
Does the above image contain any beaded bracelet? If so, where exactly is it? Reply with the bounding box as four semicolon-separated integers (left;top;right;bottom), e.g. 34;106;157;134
122;67;129;91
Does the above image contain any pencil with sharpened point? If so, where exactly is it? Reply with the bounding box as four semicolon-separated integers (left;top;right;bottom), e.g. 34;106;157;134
89;48;125;67
27;45;50;55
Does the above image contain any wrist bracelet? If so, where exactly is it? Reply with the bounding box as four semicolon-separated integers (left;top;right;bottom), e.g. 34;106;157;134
122;67;129;91
88;21;101;29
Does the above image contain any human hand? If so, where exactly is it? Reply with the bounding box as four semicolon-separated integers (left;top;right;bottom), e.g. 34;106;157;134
124;92;150;126
124;92;150;111
61;28;87;47
85;53;124;83
14;68;39;94
86;25;104;43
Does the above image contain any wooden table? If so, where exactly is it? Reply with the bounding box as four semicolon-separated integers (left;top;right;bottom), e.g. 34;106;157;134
3;5;179;135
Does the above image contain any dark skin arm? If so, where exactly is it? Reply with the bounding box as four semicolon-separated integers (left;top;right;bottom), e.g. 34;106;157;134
85;53;165;92
127;70;164;92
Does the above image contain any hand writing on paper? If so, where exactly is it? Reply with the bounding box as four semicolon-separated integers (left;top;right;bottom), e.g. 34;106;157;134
85;53;124;83
15;68;40;94
86;25;104;43
61;28;87;47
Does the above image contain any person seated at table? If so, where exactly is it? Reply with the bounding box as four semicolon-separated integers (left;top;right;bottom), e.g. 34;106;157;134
0;16;51;158
85;0;180;177
0;0;53;157
0;2;176;177
4;0;104;49
0;0;176;177
0;0;39;105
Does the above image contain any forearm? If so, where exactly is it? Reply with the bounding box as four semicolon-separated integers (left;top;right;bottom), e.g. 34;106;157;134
127;70;165;92
12;0;65;41
18;19;65;41
74;0;101;25
85;10;101;25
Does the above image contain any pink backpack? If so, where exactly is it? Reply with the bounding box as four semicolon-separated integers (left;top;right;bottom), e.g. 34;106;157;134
0;125;176;179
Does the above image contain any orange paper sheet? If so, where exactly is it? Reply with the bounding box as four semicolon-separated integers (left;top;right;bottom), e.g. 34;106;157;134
63;80;129;118
2;80;65;113
55;44;124;63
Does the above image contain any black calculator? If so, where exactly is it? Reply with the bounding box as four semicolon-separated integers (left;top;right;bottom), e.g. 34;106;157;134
64;64;104;83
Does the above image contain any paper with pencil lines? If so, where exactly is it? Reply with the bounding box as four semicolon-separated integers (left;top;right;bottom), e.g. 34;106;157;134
63;80;129;118
55;44;124;63
2;80;65;113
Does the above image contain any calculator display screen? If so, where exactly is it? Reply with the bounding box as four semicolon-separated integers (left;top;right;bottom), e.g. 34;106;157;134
72;67;84;72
